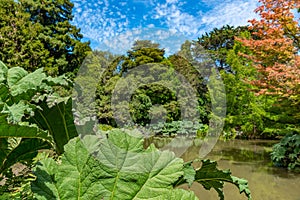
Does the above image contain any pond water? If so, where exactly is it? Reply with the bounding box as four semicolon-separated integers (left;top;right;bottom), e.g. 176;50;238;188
145;137;300;200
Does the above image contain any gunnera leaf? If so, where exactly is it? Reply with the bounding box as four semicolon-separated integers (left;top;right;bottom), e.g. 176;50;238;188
31;97;77;154
194;159;252;200
0;61;8;83
32;130;199;200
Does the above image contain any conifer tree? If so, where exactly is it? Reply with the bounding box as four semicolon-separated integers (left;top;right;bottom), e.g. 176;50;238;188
0;0;91;76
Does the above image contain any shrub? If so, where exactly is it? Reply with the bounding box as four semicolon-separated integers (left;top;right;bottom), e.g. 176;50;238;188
271;132;300;170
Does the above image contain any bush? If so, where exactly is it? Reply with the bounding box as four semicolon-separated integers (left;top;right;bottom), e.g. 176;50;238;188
271;132;300;170
150;121;206;136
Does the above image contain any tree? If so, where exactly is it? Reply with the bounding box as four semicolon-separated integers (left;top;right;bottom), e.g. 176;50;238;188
0;0;91;76
221;32;267;138
168;53;210;124
131;40;160;51
236;0;300;132
121;41;165;71
95;40;212;127
236;0;300;168
197;25;248;71
0;0;50;72
237;0;300;97
96;41;180;126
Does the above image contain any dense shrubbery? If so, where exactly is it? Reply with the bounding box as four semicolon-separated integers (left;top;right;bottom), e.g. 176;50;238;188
271;132;300;170
150;120;208;137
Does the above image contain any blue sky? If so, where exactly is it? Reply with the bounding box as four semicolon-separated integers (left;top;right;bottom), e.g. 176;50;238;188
71;0;259;55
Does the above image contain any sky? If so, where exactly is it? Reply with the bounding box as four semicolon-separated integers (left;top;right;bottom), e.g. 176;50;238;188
71;0;259;55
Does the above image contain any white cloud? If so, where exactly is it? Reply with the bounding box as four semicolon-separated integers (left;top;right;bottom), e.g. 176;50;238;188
166;0;178;4
147;24;155;28
99;27;187;55
119;2;127;6
153;2;201;36
72;0;260;54
152;0;259;38
200;0;259;32
72;0;130;45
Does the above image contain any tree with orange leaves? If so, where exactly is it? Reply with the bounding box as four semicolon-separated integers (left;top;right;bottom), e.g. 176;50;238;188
237;0;300;98
238;0;300;170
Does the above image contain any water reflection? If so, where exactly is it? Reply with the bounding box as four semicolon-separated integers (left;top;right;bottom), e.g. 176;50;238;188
144;137;300;200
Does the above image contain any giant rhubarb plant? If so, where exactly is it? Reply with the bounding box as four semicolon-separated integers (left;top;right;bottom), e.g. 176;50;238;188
0;61;76;174
32;129;252;200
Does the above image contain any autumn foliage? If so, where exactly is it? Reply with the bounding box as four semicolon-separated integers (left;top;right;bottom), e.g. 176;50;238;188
238;0;300;97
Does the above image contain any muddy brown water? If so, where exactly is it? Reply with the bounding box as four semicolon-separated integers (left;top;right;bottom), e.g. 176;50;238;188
145;137;300;200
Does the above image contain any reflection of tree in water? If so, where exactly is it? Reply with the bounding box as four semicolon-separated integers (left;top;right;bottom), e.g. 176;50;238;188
144;137;297;178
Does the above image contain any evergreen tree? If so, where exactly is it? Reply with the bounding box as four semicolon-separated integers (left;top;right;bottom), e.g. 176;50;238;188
197;25;248;72
0;0;91;76
0;0;49;72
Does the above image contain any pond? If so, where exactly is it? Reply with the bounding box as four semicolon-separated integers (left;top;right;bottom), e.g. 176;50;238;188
145;137;300;200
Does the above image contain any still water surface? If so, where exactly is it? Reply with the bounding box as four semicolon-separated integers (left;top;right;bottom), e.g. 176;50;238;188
145;137;300;200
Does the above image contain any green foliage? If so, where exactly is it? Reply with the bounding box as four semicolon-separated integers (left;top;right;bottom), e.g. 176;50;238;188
129;83;181;125
0;62;75;175
31;130;193;200
212;30;300;139
94;41;210;127
0;0;91;76
31;129;251;200
73;50;120;126
218;32;273;138
0;163;35;199
196;124;209;138
168;53;210;124
174;160;251;200
0;152;51;199
197;25;248;71
122;41;165;70
98;124;113;131
108;42;169;126
271;132;300;170
0;137;50;175
130;92;153;125
30;98;77;154
150;121;206;137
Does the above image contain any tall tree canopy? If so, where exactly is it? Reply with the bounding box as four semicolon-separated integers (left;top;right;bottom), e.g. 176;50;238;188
237;0;300;97
96;41;174;126
236;0;300;133
94;41;210;126
197;25;248;71
0;0;91;76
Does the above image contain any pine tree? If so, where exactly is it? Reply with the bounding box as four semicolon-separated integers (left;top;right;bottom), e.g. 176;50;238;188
0;0;91;76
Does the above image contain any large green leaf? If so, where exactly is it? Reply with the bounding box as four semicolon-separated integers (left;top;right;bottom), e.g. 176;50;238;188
0;63;73;175
194;160;252;200
7;67;29;88
31;97;77;154
0;115;52;141
0;138;50;173
0;138;17;172
1;101;33;123
173;160;252;200
6;67;70;103
0;113;53;173
32;130;198;200
0;61;8;83
161;189;198;199
0;84;9;102
7;67;47;101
